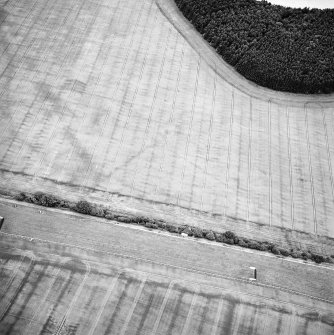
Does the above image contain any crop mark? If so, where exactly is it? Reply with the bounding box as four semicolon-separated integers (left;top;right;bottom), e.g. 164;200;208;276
268;100;272;227
90;0;149;189
304;103;317;234
21;1;86;175
1;0;80;172
3;263;47;335
87;271;122;335
119;277;147;335
0;254;24;298
288;311;296;335
0;0;43;66
151;280;175;334
56;4;118;184
85;0;150;189
247;97;252;222
223;89;234;222
154;40;185;197
176;57;201;206
0;0;60;165
200;67;216;212
24;264;63;335
180;287;199;335
321;105;334;205
286;107;294;229
0;255;35;322
129;26;173;196
54;261;91;335
28;0;95;178
105;1;160;196
141;31;180;197
260;307;269;335
74;0;130;189
211;294;224;335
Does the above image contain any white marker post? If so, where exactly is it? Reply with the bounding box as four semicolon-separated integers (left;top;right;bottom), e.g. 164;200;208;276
0;216;4;230
249;266;257;281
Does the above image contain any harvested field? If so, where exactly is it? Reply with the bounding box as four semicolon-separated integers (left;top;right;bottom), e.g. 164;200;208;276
0;205;333;334
0;0;334;248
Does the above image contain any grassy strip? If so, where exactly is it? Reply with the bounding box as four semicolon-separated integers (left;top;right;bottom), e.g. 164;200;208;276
14;191;334;264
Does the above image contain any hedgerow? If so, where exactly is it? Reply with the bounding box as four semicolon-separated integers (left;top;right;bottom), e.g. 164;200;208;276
175;0;334;94
14;191;333;264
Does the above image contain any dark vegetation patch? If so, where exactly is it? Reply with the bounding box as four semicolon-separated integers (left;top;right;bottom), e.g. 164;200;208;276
174;0;334;94
14;191;333;264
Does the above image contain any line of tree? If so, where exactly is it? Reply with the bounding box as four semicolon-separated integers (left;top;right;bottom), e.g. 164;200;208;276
175;0;334;94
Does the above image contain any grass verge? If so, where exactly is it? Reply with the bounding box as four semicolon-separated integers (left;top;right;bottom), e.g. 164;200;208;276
13;191;334;264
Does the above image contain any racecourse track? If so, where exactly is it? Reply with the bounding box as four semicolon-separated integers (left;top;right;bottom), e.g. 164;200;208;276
0;203;333;334
0;0;334;249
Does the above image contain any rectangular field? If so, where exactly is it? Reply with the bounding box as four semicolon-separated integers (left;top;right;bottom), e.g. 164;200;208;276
1;235;333;335
1;0;334;243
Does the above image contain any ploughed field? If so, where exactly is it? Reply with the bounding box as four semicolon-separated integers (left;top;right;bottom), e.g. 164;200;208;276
1;0;334;244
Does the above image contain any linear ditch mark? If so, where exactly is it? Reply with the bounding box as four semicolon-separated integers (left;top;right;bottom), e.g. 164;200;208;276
2;0;80;172
181;287;199;335
64;2;126;185
105;1;160;198
39;267;76;335
200;68;216;212
55;4;119;185
260;307;270;335
39;4;116;181
65;0;125;188
54;261;91;335
286;106;295;229
247;97;252;222
151;280;175;335
196;295;210;335
0;255;24;298
88;0;148;190
20;1;86;175
102;276;140;335
141;30;181;198
166;287;185;335
0;0;44;68
304;103;317;234
288;311;296;335
223;89;234;222
135;290;156;334
129;25;173;197
0;0;59;165
211;294;224;335
321;105;334;205
154;39;186;198
119;277;147;335
46;2;103;183
0;256;35;322
93;0;154;192
176;57;201;206
235;95;245;219
29;0;95;178
268;99;272;227
24;264;63;335
87;271;122;335
0;0;41;135
3;264;47;335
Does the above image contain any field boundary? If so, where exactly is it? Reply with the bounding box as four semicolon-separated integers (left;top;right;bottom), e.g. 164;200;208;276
2;192;334;264
156;0;334;107
1;235;334;306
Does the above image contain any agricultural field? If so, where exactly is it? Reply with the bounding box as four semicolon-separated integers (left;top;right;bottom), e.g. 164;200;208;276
0;0;334;248
0;203;333;334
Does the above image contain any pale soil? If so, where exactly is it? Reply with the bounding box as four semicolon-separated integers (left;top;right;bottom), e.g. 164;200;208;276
0;204;333;334
0;0;334;250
